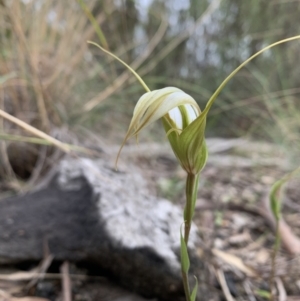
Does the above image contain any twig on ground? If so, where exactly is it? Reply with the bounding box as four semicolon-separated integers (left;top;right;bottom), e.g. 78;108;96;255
212;249;257;277
216;268;236;301
276;277;287;301
60;262;72;301
25;254;53;291
243;280;257;301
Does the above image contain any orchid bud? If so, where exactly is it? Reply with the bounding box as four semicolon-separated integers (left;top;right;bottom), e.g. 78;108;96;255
118;87;208;175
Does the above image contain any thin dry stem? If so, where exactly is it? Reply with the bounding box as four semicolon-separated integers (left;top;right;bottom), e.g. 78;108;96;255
216;269;236;301
9;1;50;131
0;109;70;153
61;262;72;301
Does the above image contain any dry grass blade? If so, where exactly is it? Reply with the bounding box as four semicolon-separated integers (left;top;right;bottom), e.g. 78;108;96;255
8;1;49;131
0;132;96;155
25;254;53;291
0;109;70;153
0;272;87;282
275;278;287;301
0;0;109;184
1;0;110;125
0;272;38;282
11;299;50;301
0;256;53;283
212;248;258;277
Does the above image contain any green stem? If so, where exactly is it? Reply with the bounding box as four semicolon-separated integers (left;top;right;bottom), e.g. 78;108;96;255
269;218;281;301
181;270;191;301
184;174;200;243
181;173;200;301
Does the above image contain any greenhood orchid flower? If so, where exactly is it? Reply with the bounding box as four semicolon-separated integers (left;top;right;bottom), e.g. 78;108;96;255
88;35;300;301
88;35;300;175
118;86;208;175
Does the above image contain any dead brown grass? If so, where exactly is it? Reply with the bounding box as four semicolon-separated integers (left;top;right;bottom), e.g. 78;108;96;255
0;0;112;186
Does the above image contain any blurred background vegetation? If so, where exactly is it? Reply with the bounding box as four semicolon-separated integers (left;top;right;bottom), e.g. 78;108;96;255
0;0;299;186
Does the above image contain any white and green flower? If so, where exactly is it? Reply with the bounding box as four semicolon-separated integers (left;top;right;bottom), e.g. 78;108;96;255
119;87;208;175
88;35;300;176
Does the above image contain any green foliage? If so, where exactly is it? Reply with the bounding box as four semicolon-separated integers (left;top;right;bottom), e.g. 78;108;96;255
270;166;300;221
270;179;283;221
255;289;271;299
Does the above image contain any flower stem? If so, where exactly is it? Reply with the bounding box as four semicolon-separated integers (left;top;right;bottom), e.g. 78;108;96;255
269;218;281;301
181;173;200;301
184;174;200;244
181;269;191;301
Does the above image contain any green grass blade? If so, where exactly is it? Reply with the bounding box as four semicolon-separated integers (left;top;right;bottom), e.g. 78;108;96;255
270;166;300;221
270;179;283;221
77;0;109;49
255;289;271;299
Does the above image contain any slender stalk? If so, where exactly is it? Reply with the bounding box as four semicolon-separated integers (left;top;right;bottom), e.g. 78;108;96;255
181;269;191;301
184;174;200;243
181;173;200;301
0;109;70;153
269;218;281;301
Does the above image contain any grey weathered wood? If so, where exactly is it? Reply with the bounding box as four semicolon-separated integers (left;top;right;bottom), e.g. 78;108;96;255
0;157;201;300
